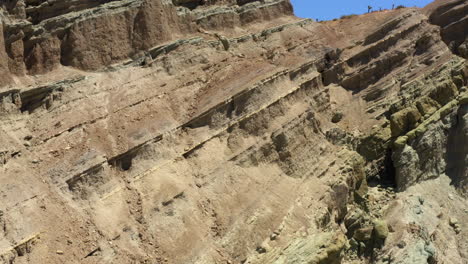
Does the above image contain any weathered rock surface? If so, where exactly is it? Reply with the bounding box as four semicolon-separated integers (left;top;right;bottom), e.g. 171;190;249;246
0;0;466;263
0;0;293;74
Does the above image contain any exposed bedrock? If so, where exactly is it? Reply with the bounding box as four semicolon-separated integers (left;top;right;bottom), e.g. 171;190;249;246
0;0;293;79
428;0;468;57
322;11;448;92
391;60;467;192
446;101;468;192
0;20;12;86
392;96;468;193
0;0;467;263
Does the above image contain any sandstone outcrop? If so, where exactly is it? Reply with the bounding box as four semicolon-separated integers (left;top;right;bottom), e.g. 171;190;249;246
0;0;293;75
0;0;466;263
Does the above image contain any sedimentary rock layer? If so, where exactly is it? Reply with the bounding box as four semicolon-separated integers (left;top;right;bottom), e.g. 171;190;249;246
0;0;466;263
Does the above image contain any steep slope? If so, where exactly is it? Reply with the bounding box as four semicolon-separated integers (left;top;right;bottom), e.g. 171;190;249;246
0;0;293;75
0;0;466;263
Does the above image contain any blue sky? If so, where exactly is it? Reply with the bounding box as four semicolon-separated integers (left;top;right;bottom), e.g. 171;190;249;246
290;0;434;21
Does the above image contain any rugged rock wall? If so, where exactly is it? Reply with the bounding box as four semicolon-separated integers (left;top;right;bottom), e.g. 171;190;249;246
0;17;12;86
427;0;468;57
0;0;292;76
0;0;466;263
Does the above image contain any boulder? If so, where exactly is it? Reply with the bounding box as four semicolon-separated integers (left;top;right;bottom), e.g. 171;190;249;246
429;81;458;106
390;107;422;137
354;227;373;241
416;97;440;117
372;219;389;240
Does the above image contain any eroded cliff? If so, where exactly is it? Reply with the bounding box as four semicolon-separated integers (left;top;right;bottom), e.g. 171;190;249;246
0;0;467;263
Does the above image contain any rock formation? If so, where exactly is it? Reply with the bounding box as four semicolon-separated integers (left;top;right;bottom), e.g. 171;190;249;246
0;0;466;263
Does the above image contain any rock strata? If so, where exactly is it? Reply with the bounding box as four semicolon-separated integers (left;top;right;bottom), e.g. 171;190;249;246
0;0;466;263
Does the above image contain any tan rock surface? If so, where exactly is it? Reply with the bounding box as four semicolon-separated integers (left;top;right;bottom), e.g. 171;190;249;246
0;0;466;263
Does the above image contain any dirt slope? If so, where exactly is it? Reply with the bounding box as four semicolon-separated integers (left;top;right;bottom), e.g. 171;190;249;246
0;0;467;263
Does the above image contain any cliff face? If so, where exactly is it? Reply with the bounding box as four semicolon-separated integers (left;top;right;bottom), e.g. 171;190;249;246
0;0;292;74
0;0;466;263
427;0;468;57
0;21;11;86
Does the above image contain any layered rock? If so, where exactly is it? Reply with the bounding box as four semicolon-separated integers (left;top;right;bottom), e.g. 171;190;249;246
0;0;466;263
0;18;12;86
0;0;292;77
427;0;468;57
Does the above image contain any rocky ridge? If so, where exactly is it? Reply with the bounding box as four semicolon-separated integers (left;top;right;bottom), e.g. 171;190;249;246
0;0;467;263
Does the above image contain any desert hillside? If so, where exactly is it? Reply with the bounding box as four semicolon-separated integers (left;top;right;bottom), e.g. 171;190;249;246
0;0;467;263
